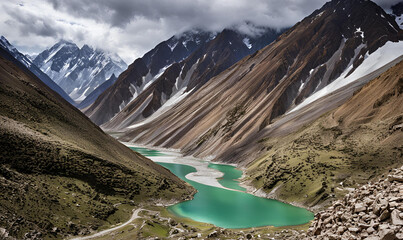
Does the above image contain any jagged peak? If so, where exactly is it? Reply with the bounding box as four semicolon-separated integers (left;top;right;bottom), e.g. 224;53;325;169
0;36;19;55
55;39;76;46
314;0;397;22
297;0;402;52
0;35;8;42
0;36;12;46
169;29;216;47
46;39;79;55
81;44;93;51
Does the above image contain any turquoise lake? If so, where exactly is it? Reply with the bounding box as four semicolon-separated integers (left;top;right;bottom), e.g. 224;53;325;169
130;146;314;229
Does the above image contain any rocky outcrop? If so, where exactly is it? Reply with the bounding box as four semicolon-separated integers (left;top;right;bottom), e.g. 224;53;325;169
307;166;403;239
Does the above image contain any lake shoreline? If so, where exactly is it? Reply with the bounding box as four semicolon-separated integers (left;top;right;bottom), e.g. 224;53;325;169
239;178;320;213
122;142;316;214
122;142;239;191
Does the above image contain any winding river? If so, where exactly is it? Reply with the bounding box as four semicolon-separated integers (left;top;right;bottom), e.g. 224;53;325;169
129;146;313;229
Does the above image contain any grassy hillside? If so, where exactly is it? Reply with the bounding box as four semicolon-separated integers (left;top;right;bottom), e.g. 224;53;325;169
247;60;403;209
0;48;194;239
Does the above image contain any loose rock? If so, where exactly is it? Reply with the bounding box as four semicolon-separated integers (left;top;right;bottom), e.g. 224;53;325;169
307;166;403;239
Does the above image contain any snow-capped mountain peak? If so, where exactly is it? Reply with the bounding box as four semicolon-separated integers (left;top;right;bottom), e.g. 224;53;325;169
0;36;76;105
33;40;127;102
0;36;18;54
169;30;216;50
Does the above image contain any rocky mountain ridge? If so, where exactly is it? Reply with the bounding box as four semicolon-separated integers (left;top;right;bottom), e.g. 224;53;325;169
84;30;215;125
245;56;403;212
33;40;127;103
102;27;282;130
0;36;75;106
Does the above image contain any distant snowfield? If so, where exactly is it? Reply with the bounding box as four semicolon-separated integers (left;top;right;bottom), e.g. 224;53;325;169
290;40;403;114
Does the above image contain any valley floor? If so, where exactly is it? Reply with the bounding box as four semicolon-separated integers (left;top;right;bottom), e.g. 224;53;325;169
60;164;403;240
59;143;313;239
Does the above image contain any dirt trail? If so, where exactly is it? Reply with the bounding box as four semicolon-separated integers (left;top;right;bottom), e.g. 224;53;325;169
69;208;143;240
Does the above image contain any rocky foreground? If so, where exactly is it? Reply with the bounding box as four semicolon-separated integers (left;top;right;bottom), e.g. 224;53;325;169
306;166;403;240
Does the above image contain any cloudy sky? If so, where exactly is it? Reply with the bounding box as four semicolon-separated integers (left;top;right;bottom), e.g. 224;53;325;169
0;0;399;63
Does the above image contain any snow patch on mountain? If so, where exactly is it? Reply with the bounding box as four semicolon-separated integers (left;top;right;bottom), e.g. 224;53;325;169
0;36;17;53
167;42;178;51
126;59;200;130
127;88;193;130
290;40;403;113
355;28;364;38
395;15;403;29
243;38;252;49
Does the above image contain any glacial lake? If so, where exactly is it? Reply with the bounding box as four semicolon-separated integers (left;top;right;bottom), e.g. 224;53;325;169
129;146;314;229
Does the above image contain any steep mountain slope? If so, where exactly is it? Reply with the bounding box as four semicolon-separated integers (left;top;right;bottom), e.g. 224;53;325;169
247;59;403;209
77;73;117;109
0;48;192;239
103;28;282;130
119;0;402;163
0;36;75;106
84;31;215;125
142;30;216;76
33;40;127;102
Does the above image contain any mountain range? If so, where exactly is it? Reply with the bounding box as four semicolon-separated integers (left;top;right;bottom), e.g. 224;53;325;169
116;0;403;207
83;30;216;124
85;27;283;127
33;40;127;104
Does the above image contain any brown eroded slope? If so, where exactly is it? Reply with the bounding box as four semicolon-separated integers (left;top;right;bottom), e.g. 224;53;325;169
119;0;402;164
85;31;214;126
247;59;403;209
0;48;193;239
100;28;282;130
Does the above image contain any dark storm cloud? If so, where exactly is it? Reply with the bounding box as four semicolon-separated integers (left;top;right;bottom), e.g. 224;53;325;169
47;0;209;28
45;0;329;31
5;7;64;37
